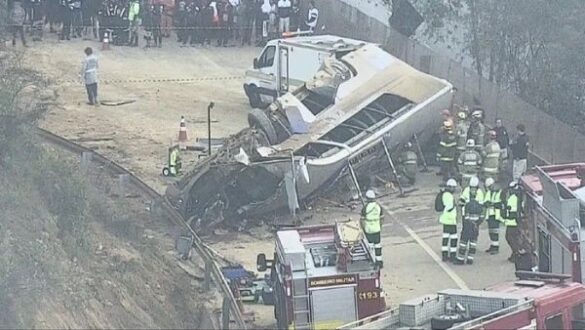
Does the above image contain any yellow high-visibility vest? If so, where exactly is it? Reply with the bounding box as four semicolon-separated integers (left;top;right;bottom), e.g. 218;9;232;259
439;192;457;225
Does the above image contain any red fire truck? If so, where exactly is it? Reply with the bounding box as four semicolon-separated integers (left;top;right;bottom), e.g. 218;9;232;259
338;271;585;329
520;163;585;283
256;222;386;329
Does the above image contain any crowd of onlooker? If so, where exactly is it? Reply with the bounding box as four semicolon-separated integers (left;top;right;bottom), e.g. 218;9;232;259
6;0;319;47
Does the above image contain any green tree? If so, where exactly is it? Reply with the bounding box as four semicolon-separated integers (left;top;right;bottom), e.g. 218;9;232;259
396;0;585;128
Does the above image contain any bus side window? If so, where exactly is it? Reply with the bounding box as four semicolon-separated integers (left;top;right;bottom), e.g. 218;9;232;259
572;303;585;330
545;313;563;330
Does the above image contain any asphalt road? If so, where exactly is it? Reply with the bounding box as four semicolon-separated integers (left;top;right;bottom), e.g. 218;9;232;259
376;170;515;306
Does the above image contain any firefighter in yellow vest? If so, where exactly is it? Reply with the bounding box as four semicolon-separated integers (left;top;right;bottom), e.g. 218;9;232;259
459;176;485;211
438;179;458;262
361;190;384;268
483;178;503;254
397;142;418;186
482;130;501;181
504;181;522;262
169;145;182;176
457;139;482;188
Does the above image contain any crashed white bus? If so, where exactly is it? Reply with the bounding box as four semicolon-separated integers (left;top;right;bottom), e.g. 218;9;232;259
166;39;454;228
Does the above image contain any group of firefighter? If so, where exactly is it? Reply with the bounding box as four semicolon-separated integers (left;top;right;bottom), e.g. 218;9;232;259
435;107;523;266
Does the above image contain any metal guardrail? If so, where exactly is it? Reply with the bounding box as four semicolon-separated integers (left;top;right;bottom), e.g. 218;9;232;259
36;128;246;329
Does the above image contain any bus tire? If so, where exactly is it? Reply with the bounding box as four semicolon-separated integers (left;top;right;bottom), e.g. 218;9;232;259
248;108;278;145
247;85;263;108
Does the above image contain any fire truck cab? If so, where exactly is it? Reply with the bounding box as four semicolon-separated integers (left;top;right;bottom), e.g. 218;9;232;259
256;222;386;329
520;163;585;282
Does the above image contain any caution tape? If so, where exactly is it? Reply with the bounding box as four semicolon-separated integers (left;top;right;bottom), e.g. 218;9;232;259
53;75;244;85
0;23;282;30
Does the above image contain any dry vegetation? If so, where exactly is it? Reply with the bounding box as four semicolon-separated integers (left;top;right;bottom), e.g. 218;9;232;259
0;51;211;329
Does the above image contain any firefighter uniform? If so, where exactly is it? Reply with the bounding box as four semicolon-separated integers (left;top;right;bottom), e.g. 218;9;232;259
459;177;485;218
484;178;503;254
455;196;482;265
468;111;486;152
437;122;457;181
482;131;501;180
504;182;521;262
455;112;470;157
398;143;418;186
457;139;482;188
439;179;458;261
169;146;181;176
361;190;383;267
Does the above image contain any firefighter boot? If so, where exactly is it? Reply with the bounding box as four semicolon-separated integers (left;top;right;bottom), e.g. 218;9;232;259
489;246;500;255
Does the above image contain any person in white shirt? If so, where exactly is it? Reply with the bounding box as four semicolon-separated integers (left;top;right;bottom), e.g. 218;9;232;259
277;0;291;33
80;47;99;106
261;0;271;39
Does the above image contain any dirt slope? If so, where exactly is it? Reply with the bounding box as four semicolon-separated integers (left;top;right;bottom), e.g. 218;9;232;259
0;149;214;329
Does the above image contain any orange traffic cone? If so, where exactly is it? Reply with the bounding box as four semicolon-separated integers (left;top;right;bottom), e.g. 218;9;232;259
178;116;188;144
102;31;110;50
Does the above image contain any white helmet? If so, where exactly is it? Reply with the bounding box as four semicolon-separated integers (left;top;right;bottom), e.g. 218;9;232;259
509;181;518;189
365;190;376;199
466;139;475;148
485;177;495;188
446;179;457;187
469;176;480;188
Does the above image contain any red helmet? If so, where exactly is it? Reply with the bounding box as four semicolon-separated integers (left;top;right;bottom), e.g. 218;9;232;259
488;130;497;139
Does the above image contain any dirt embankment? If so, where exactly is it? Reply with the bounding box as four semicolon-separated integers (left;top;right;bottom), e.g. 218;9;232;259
0;147;213;329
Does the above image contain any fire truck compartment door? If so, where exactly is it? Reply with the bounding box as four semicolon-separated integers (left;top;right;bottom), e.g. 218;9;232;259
311;286;356;329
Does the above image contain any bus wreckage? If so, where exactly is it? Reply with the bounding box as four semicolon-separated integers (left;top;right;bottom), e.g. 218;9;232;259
165;43;453;228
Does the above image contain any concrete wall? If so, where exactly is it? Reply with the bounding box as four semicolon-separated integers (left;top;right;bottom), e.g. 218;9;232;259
317;0;585;165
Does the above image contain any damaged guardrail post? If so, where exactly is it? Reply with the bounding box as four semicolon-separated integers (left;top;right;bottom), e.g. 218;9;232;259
204;259;212;292
222;296;230;329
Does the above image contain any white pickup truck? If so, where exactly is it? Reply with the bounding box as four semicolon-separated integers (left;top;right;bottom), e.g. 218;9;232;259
243;35;368;108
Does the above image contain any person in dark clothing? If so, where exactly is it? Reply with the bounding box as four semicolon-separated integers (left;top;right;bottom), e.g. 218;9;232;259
182;3;198;46
81;0;95;39
152;4;163;47
175;0;187;43
59;0;72;40
112;0;128;45
22;0;33;32
494;118;510;161
218;0;233;46
97;0;113;42
239;0;254;45
70;0;82;37
29;0;43;40
45;0;61;33
200;2;213;45
254;0;263;43
9;0;28;46
142;4;155;47
511;124;529;181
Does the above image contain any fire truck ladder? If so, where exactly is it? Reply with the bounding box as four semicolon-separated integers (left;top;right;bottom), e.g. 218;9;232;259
292;260;312;329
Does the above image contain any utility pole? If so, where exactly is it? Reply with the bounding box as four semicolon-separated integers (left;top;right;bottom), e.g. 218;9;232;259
207;102;215;156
